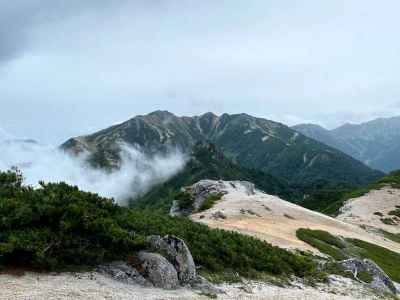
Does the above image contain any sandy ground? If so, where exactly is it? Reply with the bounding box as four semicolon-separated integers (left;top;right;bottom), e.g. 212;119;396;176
190;182;400;255
0;272;385;300
337;187;400;234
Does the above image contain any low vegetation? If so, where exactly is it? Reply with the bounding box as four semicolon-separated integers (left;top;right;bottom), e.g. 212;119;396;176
388;209;400;218
0;169;319;280
132;142;300;213
321;170;400;216
199;193;224;212
379;229;400;244
297;228;400;282
296;229;347;261
174;191;194;210
381;218;397;226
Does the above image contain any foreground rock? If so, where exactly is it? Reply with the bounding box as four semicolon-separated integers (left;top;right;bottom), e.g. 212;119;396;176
340;258;398;294
137;252;179;289
98;261;151;287
147;235;196;283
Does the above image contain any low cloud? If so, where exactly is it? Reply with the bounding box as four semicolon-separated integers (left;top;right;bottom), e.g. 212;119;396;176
0;135;186;205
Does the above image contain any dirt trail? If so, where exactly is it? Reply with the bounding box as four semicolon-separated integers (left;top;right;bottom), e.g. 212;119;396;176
0;272;382;300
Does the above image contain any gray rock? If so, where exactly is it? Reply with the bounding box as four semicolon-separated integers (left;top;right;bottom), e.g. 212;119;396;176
190;275;225;295
97;261;151;286
137;252;179;289
212;211;227;220
340;258;397;294
169;180;230;217
147;235;197;284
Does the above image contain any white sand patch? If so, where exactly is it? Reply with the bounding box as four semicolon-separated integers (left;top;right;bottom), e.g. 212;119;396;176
337;186;400;234
190;181;400;254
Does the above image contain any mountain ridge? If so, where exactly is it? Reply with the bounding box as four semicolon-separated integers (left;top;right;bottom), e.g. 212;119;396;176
293;116;400;172
62;111;383;188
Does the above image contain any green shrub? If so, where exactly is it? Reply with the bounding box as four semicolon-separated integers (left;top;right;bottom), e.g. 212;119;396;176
348;239;400;282
296;229;347;261
175;191;194;210
381;218;397;225
297;228;400;282
379;229;400;244
0;170;318;280
0;180;146;270
199;193;224;211
358;270;373;283
388;209;400;218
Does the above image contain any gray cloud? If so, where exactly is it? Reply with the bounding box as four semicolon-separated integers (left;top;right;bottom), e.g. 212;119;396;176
0;136;186;204
1;1;400;141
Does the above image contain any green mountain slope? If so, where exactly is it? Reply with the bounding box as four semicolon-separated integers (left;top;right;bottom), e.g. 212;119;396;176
62;111;383;187
132;143;299;212
294;116;400;172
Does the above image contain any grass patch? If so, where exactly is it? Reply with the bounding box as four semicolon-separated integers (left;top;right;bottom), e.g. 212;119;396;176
297;228;400;282
199;193;224;212
381;218;397;225
198;292;218;299
296;229;347;261
358;270;373;283
388;209;400;218
379;229;400;244
348;239;400;282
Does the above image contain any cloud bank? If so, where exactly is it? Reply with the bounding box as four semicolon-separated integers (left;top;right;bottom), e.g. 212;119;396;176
0;135;186;204
1;1;400;142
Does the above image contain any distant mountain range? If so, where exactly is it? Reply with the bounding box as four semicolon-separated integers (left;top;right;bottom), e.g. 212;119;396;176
293;116;400;173
62;111;383;188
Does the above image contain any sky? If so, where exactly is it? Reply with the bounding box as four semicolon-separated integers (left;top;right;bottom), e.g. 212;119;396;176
1;1;400;144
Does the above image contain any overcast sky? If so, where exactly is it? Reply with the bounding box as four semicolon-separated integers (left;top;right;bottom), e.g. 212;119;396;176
1;1;400;143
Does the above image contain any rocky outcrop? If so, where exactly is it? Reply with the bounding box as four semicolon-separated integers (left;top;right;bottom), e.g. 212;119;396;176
98;261;151;286
170;180;255;217
136;252;179;289
147;235;196;283
340;258;398;294
100;235;221;294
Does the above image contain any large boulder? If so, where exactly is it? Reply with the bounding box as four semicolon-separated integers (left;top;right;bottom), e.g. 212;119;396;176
147;235;196;284
170;180;254;217
97;261;151;286
136;252;179;289
340;258;398;294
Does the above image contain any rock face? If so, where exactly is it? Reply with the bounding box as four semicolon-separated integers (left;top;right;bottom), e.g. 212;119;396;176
98;235;221;293
147;235;196;283
340;258;398;294
97;261;151;286
170;180;254;217
137;252;179;289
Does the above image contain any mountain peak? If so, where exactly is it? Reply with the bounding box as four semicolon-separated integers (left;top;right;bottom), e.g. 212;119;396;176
62;111;383;187
200;112;218;119
147;110;175;118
